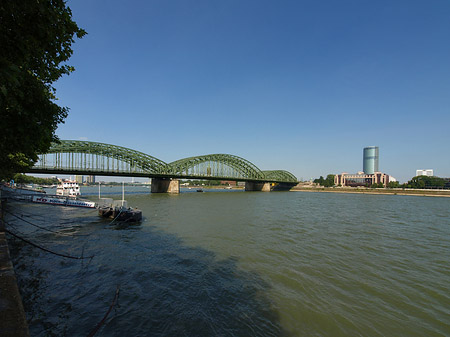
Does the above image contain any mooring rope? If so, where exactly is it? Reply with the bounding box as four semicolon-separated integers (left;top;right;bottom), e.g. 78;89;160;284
4;209;89;237
86;285;120;337
4;225;94;260
108;208;124;225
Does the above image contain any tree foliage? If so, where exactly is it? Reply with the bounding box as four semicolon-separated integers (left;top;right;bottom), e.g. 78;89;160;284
404;176;447;189
314;174;335;187
12;173;59;185
387;181;400;188
0;0;86;180
370;182;384;188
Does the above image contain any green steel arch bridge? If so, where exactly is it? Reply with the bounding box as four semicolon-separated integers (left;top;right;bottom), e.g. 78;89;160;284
29;140;298;192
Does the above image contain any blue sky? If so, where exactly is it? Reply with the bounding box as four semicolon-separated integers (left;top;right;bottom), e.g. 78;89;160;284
53;0;450;182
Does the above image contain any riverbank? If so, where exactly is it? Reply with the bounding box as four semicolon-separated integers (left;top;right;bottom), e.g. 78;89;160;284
0;198;30;337
291;186;450;197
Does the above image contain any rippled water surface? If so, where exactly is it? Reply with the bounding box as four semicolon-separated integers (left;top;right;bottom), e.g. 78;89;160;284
6;188;450;336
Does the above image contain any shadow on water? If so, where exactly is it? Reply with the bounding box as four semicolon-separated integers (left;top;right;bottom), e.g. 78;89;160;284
7;209;290;337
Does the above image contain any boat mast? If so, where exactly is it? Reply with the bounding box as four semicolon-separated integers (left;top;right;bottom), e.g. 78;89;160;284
122;181;125;207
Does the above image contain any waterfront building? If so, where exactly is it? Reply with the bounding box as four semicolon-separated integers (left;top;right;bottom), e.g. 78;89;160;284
363;146;379;174
86;175;95;184
335;146;391;187
75;175;83;183
334;172;390;187
416;169;433;177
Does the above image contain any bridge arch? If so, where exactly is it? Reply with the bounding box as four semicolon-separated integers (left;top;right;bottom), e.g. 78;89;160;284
32;140;298;183
262;170;298;183
36;140;170;175
169;154;266;181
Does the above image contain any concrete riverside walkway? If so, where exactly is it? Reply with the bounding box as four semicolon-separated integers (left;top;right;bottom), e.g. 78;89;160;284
0;197;30;337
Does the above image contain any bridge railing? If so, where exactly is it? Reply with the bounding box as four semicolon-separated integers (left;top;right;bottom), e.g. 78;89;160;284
35;153;154;175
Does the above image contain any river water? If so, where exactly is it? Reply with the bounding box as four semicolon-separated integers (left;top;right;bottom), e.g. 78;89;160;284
5;187;450;336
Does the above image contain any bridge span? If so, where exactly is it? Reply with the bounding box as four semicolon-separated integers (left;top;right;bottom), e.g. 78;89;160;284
29;140;298;193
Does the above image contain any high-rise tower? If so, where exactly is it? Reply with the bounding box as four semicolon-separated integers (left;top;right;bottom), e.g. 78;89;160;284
363;146;379;174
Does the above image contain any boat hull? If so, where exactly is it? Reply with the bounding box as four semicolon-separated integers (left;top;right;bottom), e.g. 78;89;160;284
98;207;142;222
32;196;96;208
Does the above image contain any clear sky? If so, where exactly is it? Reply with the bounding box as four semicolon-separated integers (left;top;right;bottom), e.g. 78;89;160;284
53;0;450;183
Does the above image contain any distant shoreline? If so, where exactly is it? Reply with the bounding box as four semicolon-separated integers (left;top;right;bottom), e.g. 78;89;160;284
291;186;450;198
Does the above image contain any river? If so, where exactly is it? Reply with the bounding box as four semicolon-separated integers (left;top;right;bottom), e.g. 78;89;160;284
5;187;450;336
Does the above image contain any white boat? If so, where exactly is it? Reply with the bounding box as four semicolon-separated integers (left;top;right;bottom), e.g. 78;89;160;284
32;195;96;208
56;180;81;197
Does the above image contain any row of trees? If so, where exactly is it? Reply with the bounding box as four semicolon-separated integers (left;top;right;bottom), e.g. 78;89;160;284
11;173;59;185
404;176;449;189
313;175;335;187
181;180;233;186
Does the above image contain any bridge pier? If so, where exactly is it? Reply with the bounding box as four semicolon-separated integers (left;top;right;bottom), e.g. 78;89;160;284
244;182;297;191
245;182;271;192
151;178;180;193
271;182;297;191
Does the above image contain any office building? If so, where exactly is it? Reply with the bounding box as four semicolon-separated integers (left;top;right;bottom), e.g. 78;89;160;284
416;169;433;177
335;172;390;187
334;146;391;187
363;146;379;174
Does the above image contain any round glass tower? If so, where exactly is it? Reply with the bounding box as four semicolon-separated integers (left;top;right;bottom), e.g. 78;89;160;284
363;146;379;174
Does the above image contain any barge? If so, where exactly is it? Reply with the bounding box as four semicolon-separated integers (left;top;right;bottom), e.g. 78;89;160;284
98;205;142;222
97;196;142;223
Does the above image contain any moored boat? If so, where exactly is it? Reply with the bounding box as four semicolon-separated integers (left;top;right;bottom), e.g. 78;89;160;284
98;205;142;222
32;195;96;208
97;184;142;223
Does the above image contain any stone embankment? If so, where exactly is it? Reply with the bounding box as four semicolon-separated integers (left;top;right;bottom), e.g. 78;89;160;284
0;196;30;337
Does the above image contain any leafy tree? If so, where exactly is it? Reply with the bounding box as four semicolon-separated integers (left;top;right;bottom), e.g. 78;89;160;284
387;181;400;188
370;182;384;188
405;176;446;189
314;174;335;187
0;0;86;180
323;174;335;187
313;176;325;185
12;173;58;185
